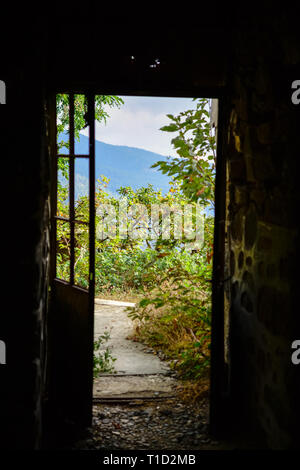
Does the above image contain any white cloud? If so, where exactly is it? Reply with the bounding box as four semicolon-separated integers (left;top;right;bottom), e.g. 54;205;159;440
81;96;199;157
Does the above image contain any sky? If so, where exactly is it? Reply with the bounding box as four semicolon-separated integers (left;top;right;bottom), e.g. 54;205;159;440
80;96;200;157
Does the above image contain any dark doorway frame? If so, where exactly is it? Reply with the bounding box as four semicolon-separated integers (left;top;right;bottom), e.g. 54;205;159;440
46;87;227;440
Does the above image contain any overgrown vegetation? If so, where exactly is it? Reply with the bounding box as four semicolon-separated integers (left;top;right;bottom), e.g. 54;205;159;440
127;99;216;384
93;331;117;377
56;95;216;384
127;216;213;380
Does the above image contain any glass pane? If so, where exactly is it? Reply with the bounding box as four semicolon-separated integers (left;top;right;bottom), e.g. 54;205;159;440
57;158;69;218
56;93;70;155
74;223;89;288
74;94;90;155
56;220;70;281
75;157;89;222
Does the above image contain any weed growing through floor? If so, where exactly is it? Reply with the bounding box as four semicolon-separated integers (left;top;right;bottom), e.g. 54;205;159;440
93;331;117;377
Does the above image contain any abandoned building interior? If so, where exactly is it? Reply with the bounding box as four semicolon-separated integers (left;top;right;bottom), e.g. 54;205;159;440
0;4;300;450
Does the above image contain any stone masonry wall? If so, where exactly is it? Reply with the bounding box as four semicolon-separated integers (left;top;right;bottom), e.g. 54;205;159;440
224;16;300;448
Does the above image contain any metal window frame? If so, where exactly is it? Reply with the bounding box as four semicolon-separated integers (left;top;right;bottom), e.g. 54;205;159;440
53;92;95;290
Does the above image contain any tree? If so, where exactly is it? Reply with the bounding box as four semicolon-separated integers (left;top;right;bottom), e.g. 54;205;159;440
56;93;124;182
127;98;216;380
56;94;124;283
56;94;124;151
152;98;216;207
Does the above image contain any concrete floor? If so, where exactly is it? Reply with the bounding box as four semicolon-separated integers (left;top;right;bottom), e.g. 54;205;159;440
93;300;178;399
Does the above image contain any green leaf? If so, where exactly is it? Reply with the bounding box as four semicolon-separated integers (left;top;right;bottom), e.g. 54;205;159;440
159;124;178;132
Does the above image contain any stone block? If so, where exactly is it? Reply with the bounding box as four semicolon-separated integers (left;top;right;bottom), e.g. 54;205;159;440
229;158;247;182
245;205;258;249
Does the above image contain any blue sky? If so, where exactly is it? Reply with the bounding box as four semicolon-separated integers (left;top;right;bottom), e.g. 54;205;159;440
80;96;199;157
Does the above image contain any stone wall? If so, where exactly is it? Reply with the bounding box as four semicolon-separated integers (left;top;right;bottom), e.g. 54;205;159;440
224;17;300;448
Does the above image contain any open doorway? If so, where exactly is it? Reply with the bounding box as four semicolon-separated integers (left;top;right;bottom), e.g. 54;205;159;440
50;93;220;449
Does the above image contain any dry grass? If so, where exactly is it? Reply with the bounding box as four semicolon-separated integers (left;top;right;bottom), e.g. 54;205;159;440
127;289;211;380
175;373;210;404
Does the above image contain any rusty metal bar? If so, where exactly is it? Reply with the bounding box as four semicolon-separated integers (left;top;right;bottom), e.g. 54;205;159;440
69;94;75;285
88;93;95;296
54;215;69;222
51;92;58;281
85;93;96;426
55;215;88;225
57;154;89;159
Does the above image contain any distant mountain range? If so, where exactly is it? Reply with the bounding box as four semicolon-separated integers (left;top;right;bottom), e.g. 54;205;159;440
59;133;173;199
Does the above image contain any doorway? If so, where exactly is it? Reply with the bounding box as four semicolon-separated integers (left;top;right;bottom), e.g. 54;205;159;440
47;92;226;448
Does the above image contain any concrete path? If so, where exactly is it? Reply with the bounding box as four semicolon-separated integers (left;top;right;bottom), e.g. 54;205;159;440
93;299;178;400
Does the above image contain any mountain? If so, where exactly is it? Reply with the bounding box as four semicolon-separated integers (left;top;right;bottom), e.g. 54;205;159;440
59;133;173;199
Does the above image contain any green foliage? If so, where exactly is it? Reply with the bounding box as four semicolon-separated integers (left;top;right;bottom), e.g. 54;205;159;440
127;215;213;379
55;93;124;285
56;94;124;195
93;331;117;377
152;98;216;207
127;98;216;379
56;94;124;152
56;94;215;382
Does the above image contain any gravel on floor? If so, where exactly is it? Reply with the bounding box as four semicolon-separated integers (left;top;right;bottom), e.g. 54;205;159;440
71;397;223;451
